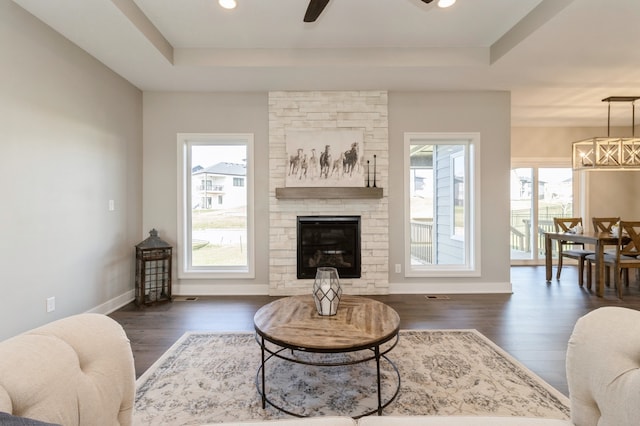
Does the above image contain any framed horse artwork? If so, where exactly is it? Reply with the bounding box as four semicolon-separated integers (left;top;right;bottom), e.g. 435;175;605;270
284;130;364;188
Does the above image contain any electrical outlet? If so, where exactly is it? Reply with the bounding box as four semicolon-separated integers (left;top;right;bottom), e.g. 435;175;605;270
395;264;401;273
108;200;115;211
46;297;55;313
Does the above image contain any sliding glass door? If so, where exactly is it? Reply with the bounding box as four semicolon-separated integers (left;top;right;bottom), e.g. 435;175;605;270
510;165;574;264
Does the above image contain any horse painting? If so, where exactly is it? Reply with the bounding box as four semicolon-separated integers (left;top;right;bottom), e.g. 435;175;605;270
319;145;331;179
331;152;344;177
299;154;308;179
285;130;363;187
289;148;303;177
308;149;319;179
342;142;359;176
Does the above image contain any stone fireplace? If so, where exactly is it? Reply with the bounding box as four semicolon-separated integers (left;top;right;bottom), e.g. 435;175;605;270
268;91;389;295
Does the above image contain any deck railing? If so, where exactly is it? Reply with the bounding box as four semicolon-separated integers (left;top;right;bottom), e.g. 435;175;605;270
410;220;433;264
510;215;557;255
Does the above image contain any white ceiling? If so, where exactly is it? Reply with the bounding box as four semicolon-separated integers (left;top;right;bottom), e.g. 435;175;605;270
11;0;640;127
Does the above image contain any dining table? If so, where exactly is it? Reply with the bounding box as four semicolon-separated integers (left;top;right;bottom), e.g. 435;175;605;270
544;231;624;297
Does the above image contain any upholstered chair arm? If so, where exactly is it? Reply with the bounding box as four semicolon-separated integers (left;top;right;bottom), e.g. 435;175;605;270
0;313;135;426
566;306;640;426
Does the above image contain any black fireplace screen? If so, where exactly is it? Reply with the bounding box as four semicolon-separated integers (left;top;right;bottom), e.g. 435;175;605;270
297;216;361;279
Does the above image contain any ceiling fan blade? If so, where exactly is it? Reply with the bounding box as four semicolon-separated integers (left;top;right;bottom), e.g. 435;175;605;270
304;0;330;22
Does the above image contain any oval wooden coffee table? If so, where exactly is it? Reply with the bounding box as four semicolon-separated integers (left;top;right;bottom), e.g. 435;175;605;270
253;294;401;418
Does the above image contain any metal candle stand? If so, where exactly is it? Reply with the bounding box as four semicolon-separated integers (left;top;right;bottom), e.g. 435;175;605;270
366;155;377;188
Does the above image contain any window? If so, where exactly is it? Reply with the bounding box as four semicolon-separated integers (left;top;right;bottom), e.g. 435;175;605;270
451;152;465;240
404;133;480;276
510;163;573;264
177;133;254;278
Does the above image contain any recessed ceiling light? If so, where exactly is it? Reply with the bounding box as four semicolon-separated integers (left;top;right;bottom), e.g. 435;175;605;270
438;0;456;8
219;0;237;10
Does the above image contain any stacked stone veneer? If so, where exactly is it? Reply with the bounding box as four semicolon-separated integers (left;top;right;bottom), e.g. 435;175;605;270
268;91;389;295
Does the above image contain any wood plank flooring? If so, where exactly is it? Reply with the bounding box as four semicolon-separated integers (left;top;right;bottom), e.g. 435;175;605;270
109;265;640;396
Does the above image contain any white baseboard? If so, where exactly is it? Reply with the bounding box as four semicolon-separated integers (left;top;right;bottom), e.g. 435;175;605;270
86;289;135;315
389;281;513;294
173;283;270;295
90;282;512;309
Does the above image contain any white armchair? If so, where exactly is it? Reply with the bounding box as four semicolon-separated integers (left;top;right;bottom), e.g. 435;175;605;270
0;313;135;425
566;306;640;426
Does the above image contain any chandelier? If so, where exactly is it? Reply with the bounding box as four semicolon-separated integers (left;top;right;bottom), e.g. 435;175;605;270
572;96;640;170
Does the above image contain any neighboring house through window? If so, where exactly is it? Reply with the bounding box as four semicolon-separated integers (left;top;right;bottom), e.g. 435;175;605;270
177;133;254;278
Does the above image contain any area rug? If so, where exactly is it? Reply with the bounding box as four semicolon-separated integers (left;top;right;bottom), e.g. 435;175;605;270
134;330;570;425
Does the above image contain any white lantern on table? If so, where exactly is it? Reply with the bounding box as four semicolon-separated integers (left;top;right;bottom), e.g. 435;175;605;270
312;267;342;316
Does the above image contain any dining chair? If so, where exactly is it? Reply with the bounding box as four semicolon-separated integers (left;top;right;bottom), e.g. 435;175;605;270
595;221;640;298
592;217;620;233
553;217;593;286
586;217;621;288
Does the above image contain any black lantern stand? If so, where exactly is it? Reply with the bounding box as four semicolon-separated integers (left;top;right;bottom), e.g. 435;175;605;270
135;229;172;306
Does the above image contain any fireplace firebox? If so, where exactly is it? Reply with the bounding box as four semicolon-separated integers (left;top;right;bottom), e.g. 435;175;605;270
297;216;361;279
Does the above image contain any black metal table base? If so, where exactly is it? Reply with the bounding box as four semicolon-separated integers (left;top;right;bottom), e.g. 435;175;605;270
255;334;401;419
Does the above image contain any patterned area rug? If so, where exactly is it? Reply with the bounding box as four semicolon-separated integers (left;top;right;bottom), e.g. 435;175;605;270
134;330;570;425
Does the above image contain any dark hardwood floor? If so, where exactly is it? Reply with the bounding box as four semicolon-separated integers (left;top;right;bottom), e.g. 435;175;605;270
109;265;640;396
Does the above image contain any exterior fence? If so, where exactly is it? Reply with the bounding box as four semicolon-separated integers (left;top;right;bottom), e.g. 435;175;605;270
413;215;560;263
410;219;433;264
510;214;558;256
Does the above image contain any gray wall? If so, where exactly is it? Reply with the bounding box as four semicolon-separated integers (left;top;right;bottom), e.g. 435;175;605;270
512;126;640;159
142;92;270;291
388;92;512;292
582;170;640;222
0;2;142;340
512;127;604;159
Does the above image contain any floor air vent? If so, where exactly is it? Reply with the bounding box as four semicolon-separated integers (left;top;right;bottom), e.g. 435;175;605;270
174;296;199;301
425;295;450;300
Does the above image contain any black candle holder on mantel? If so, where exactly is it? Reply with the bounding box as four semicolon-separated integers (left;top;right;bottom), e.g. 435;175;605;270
365;155;378;188
366;160;370;187
373;154;377;188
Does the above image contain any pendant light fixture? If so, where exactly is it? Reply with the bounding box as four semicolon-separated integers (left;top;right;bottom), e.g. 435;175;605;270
572;96;640;170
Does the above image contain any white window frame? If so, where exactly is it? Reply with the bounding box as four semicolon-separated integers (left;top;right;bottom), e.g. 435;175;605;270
177;133;255;279
450;151;465;241
404;132;481;277
510;158;575;265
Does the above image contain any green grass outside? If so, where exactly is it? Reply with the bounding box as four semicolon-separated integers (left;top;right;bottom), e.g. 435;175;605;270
191;207;247;266
192;208;246;229
192;242;245;266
